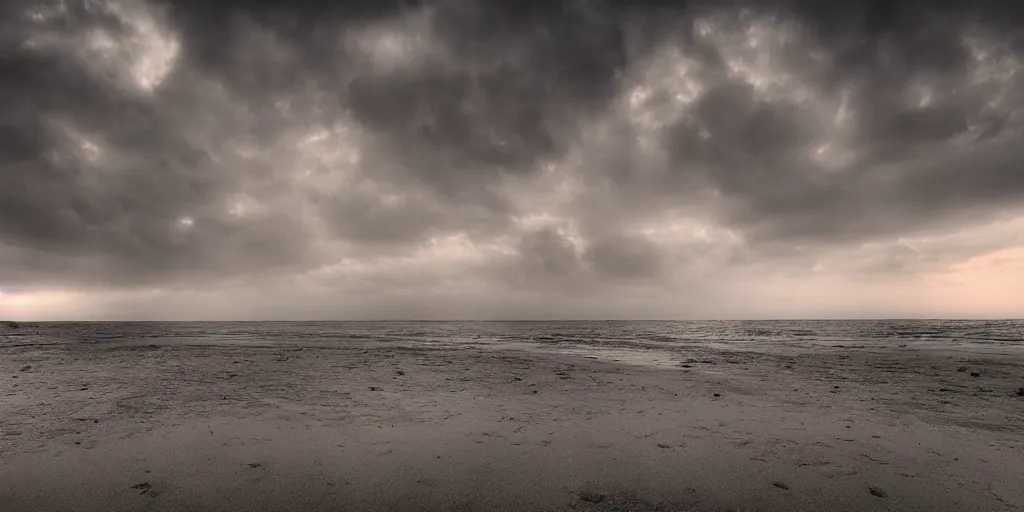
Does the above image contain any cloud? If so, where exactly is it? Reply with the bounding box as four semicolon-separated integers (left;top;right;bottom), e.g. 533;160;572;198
583;232;663;281
2;0;1024;318
517;227;583;284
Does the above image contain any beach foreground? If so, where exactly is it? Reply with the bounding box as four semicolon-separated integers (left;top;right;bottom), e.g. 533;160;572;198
2;337;1022;511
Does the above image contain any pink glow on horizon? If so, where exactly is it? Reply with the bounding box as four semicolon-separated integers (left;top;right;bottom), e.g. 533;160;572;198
1;290;82;320
2;247;1022;320
924;246;1024;318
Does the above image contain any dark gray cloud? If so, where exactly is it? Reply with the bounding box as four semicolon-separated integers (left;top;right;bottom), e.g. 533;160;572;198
612;1;1024;249
3;0;1024;317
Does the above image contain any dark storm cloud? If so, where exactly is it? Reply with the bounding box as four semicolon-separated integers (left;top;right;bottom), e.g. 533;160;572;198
3;0;1024;300
333;0;628;212
623;0;1024;250
0;0;321;288
1;0;635;287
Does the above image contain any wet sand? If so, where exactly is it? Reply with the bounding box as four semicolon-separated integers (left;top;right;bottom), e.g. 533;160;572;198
1;337;1023;511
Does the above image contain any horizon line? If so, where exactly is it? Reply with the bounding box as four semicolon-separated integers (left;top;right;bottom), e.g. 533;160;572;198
4;318;1023;323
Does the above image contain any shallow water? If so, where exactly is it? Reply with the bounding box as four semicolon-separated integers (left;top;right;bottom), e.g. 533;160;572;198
3;320;1022;359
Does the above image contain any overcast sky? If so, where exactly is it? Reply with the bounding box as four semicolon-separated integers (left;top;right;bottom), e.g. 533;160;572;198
2;0;1023;320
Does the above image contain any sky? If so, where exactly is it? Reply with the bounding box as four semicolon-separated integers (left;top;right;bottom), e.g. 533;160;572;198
1;0;1023;320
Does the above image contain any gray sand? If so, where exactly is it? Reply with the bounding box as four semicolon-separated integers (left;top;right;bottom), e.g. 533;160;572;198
1;339;1022;511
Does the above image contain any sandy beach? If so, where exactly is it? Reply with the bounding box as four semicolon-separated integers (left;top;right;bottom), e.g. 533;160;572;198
1;331;1022;512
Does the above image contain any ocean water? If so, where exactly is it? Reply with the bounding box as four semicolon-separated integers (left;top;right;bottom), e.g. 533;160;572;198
3;321;1022;360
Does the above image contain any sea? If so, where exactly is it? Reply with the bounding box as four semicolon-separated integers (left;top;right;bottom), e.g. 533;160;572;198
3;321;1022;364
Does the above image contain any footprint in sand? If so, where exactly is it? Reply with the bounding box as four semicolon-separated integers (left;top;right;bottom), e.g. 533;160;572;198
130;482;159;498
